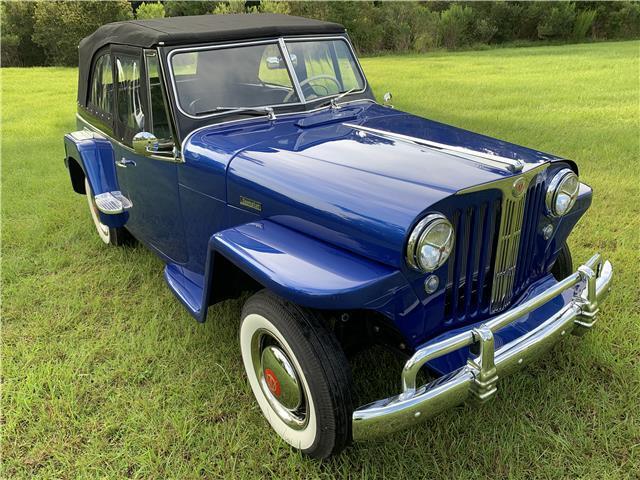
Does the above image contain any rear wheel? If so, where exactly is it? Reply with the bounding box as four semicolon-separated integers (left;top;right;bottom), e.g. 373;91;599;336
551;242;573;280
84;178;131;246
239;290;354;458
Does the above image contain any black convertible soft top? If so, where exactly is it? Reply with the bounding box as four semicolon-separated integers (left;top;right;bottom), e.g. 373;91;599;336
78;13;345;105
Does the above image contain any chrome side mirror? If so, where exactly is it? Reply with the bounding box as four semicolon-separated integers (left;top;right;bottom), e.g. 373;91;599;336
132;131;158;156
383;92;393;108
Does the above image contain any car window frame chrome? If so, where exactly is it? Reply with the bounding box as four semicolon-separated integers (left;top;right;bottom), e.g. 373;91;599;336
77;111;183;163
281;35;368;105
166;35;368;121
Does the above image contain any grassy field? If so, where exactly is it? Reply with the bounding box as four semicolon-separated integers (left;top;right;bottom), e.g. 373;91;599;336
2;41;639;479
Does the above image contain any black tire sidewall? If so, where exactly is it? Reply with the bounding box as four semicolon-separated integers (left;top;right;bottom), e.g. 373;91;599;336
551;242;573;280
240;290;353;459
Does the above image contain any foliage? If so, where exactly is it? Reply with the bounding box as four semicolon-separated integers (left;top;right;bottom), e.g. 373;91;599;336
31;1;133;66
212;1;256;15
606;2;640;39
258;0;291;15
0;2;45;67
572;10;597;41
2;41;639;478
164;1;215;17
439;4;474;49
537;2;577;40
136;2;166;20
2;1;640;66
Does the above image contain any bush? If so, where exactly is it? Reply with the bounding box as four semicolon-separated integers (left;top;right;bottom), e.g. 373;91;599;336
0;2;45;66
439;4;474;49
413;10;441;52
474;17;499;44
537;2;577;40
573;9;597;41
3;0;639;67
136;2;166;20
607;2;640;39
212;1;255;15
289;1;384;54
32;1;133;66
164;1;216;17
258;1;291;15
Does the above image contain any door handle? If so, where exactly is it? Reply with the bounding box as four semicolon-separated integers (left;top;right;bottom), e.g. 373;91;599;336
116;157;136;168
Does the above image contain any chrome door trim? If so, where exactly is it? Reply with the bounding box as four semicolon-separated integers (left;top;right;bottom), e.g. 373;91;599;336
77;113;184;163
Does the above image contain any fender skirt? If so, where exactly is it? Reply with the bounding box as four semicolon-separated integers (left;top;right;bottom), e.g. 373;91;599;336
165;220;410;322
63;131;128;228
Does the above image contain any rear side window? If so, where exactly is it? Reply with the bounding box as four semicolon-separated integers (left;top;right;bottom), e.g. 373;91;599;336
89;53;113;114
115;55;144;133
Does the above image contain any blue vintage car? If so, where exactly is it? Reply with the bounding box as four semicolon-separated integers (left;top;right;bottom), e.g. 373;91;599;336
64;14;613;458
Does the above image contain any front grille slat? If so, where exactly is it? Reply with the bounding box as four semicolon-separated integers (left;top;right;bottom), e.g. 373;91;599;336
490;194;526;313
444;171;548;325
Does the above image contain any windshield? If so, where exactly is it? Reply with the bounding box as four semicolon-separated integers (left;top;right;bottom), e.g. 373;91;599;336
170;38;365;117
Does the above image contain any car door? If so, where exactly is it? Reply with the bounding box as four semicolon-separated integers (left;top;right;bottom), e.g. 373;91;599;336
112;47;187;263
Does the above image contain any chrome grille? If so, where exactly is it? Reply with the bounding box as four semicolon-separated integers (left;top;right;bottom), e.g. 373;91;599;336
444;165;549;324
489;193;527;313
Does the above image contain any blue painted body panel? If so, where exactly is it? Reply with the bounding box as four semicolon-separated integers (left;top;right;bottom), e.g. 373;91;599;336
63;133;128;228
65;99;592;362
213;220;409;309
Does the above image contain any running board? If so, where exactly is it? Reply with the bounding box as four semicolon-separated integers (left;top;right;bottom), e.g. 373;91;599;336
164;264;206;320
94;191;132;214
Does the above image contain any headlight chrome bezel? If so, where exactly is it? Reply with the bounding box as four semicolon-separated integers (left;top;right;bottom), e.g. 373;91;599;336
546;168;579;217
406;213;455;273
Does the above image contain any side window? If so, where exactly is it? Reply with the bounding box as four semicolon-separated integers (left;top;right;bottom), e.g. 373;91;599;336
145;51;172;141
89;53;113;114
115;55;144;135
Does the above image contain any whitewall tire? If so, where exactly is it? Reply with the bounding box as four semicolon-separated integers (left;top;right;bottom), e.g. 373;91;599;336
84;178;131;246
240;290;354;458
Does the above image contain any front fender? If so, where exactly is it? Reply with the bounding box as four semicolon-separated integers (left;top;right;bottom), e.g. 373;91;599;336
212;220;412;310
63;130;128;228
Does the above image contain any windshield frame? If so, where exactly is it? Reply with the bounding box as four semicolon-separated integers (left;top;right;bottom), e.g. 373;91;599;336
166;35;368;121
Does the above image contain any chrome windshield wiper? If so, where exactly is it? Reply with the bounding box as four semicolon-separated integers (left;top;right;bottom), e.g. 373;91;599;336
195;106;276;120
314;88;358;110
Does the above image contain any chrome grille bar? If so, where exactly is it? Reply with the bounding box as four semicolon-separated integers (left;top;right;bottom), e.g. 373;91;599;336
490;191;527;313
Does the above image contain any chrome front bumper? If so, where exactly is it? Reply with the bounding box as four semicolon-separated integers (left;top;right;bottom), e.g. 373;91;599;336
352;253;613;440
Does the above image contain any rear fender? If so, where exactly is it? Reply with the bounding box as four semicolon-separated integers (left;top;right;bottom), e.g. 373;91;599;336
64;130;128;228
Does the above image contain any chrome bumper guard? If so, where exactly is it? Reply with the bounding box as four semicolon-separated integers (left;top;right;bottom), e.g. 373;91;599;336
352;254;613;440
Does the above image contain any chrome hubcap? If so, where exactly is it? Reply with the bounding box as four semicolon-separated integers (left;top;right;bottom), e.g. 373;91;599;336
251;330;307;429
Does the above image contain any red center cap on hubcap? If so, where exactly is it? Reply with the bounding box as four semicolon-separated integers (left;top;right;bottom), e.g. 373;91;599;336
264;368;281;397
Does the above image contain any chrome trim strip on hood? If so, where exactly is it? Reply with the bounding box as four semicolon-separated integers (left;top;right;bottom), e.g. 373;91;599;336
343;123;528;173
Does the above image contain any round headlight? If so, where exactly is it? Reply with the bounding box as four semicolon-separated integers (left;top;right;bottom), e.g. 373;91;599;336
546;168;579;217
406;213;455;272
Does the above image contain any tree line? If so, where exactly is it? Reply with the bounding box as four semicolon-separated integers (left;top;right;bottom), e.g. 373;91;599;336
2;1;639;67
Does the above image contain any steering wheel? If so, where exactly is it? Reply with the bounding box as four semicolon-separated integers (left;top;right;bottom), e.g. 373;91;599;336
284;75;341;102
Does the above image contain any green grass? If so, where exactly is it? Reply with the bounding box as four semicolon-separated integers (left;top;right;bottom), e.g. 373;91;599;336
2;41;639;479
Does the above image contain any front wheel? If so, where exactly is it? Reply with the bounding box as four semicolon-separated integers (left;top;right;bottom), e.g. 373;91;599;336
551;241;573;280
239;290;354;458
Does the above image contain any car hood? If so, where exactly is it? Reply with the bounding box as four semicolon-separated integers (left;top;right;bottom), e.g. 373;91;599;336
185;102;563;267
